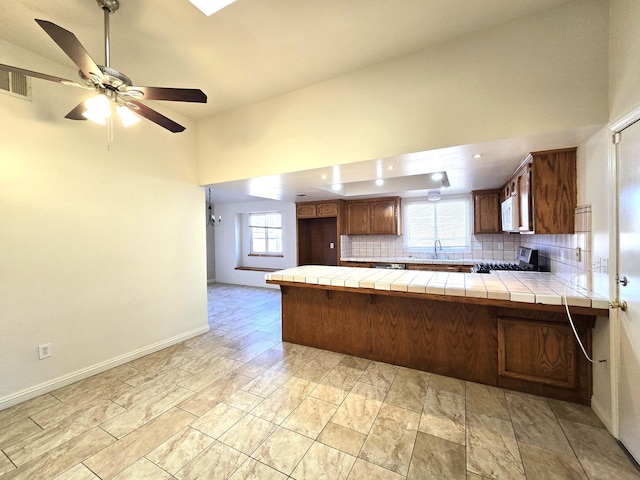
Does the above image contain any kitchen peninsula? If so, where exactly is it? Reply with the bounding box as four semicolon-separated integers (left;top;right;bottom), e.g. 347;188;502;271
266;265;609;404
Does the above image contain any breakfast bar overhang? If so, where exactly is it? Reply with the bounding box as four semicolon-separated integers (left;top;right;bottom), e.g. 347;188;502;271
266;266;609;405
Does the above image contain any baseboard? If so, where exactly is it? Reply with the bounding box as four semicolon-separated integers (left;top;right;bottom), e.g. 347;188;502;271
207;278;216;284
0;324;210;411
592;395;613;433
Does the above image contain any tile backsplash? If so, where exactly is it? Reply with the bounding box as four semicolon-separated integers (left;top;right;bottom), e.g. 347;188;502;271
519;205;592;289
341;205;593;283
341;232;521;262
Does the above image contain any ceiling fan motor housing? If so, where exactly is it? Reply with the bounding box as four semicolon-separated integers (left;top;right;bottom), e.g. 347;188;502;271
96;0;119;14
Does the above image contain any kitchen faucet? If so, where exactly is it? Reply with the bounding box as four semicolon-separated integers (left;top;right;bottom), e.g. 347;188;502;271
433;239;442;259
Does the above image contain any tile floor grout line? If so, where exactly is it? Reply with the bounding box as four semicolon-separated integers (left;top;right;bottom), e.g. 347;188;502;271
555;413;595;480
1;283;635;480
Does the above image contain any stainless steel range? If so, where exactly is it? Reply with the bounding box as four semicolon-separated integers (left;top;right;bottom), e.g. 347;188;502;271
474;246;539;274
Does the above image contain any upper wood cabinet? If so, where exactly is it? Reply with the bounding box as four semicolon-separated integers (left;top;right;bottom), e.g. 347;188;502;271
296;201;340;218
502;147;577;234
472;189;501;234
345;197;401;235
345;201;370;234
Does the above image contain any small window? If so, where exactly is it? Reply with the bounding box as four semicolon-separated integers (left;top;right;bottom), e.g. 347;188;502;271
404;196;471;251
248;211;283;255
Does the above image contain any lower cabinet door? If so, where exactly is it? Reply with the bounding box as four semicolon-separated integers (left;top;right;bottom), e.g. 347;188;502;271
497;317;576;388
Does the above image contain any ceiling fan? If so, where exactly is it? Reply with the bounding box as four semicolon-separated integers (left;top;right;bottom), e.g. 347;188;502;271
0;0;207;133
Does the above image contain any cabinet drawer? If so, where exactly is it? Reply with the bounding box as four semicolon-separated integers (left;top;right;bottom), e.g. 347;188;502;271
297;204;317;218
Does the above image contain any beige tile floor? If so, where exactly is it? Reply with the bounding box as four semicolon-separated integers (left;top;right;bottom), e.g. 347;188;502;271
1;282;639;480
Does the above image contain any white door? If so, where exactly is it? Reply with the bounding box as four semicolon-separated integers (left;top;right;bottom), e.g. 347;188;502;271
616;119;640;463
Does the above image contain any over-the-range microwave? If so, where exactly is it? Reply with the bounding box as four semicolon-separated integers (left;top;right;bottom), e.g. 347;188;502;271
501;196;519;232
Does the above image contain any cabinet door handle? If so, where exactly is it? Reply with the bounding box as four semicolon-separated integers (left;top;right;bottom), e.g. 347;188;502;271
619;275;629;287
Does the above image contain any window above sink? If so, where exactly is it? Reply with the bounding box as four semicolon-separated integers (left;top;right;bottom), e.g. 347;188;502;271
403;195;472;255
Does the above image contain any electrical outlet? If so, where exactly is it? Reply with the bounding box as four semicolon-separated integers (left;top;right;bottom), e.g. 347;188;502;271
602;258;608;274
592;256;601;273
496;242;504;251
474;243;483;250
38;343;52;360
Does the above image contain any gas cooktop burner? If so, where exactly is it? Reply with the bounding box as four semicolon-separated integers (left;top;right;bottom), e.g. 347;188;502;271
473;246;540;274
473;262;525;274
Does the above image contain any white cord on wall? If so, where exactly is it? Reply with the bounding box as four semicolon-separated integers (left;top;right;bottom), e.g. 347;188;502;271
563;269;607;364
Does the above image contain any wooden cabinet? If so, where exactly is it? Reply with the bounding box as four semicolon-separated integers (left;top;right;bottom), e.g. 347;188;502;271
297;201;339;218
502;147;576;234
296;203;317;218
296;200;343;266
498;317;576;388
316;202;339;217
345;201;370;234
345;197;401;235
472;189;501;234
494;308;593;403
273;283;597;404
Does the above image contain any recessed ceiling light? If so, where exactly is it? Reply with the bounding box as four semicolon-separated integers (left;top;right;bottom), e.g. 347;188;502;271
188;0;236;16
375;179;384;186
472;153;484;159
321;174;327;180
387;165;394;171
431;172;443;181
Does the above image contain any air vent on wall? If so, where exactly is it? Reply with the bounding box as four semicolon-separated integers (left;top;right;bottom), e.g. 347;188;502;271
0;70;32;100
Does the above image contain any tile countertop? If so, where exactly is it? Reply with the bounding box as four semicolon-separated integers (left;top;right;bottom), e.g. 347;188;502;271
340;257;477;265
265;265;610;311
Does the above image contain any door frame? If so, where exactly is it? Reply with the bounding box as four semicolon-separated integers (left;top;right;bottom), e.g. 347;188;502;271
608;105;640;439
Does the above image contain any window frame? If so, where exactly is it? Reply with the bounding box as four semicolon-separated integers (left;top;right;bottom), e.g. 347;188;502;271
248;211;284;256
402;195;472;253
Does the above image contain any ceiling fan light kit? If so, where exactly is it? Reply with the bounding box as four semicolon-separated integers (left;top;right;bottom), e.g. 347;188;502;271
0;0;207;133
189;0;237;16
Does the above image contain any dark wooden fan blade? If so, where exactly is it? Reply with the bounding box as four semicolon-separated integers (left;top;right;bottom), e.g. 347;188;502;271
127;100;186;133
65;101;88;120
35;19;106;84
126;86;207;103
0;63;83;86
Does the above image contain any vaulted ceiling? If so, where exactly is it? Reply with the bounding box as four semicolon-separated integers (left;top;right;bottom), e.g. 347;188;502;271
1;0;572;119
1;0;602;203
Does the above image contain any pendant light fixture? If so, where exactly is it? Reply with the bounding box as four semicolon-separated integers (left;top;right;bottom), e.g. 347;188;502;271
207;187;221;227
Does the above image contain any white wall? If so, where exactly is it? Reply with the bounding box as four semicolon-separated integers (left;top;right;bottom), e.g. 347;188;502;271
0;40;209;408
197;0;608;185
212;200;297;288
609;0;640;121
577;127;613;428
